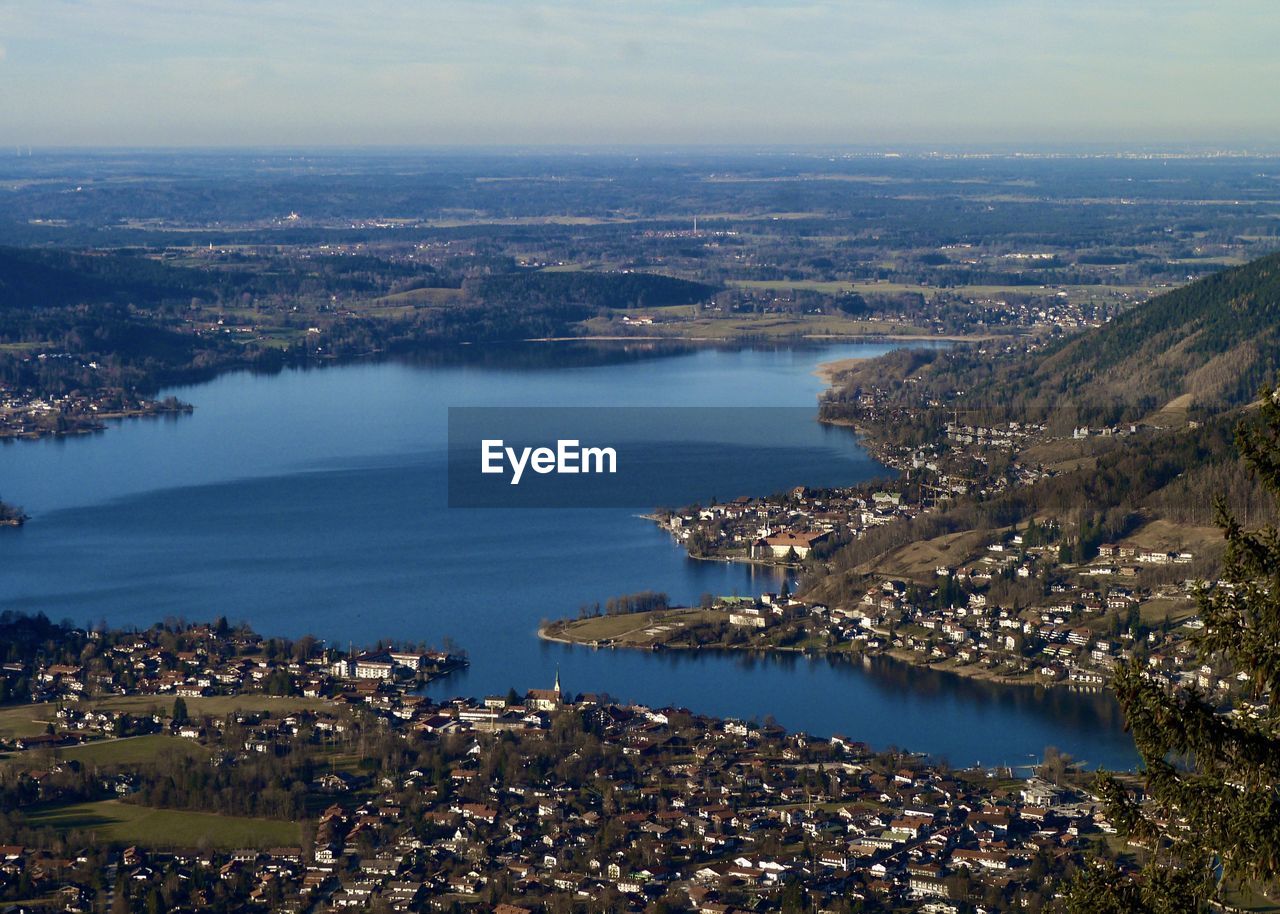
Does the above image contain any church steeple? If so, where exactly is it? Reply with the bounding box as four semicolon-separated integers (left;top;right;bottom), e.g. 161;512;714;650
553;666;561;697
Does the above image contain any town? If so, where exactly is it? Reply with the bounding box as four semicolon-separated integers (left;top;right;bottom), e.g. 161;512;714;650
0;617;466;754
2;614;1139;914
0;383;190;441
630;530;1217;696
634;397;1232;695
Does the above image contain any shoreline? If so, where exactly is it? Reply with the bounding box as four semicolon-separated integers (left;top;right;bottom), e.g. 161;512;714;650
529;331;996;346
0;402;193;443
1;331;976;447
537;620;1094;692
639;513;802;569
813;355;871;386
620;341;1099;698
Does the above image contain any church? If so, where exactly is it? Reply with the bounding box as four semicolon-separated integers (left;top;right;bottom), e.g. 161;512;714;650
525;669;564;711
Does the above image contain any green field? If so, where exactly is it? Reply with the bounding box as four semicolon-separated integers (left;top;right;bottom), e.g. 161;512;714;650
0;704;59;740
728;279;872;294
28;799;301;848
87;693;331;719
368;286;465;307
580;311;953;342
0;734;210;768
60;734;212;766
548;607;722;646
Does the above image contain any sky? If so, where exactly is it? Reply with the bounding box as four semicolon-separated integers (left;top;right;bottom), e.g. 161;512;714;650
0;0;1277;148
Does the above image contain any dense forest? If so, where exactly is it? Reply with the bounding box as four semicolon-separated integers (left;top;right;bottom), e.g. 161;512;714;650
465;271;716;311
0;245;459;312
1031;250;1280;413
0;247;212;311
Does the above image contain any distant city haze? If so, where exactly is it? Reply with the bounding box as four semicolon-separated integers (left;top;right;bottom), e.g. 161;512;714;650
1;1;1276;147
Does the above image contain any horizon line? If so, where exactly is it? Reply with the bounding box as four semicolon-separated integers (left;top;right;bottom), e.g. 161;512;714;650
6;142;1280;158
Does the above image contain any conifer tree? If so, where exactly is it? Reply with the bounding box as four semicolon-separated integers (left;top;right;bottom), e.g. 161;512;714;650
1067;387;1280;912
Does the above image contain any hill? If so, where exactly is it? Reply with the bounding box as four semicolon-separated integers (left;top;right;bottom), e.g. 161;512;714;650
824;249;1280;429
1032;249;1280;416
0;249;721;419
806;252;1280;605
0;246;214;310
465;270;718;312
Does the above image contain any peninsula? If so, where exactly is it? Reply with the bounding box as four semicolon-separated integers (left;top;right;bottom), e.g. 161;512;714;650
552;253;1280;701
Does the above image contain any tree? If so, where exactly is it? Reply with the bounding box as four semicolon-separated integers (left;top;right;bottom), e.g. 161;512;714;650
945;866;974;901
111;874;130;914
172;696;188;725
780;879;806;913
1036;745;1071;783
1067;386;1280;912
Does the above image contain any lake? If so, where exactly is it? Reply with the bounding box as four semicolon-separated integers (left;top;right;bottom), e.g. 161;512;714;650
0;340;1137;769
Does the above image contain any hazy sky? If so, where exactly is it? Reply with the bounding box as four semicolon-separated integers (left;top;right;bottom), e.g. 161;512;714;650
1;1;1276;147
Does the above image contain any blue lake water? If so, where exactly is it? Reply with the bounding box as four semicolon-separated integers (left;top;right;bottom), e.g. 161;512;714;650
0;341;1137;769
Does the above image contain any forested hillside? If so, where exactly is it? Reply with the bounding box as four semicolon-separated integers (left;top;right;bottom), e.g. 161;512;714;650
806;251;1280;605
0;249;713;398
465;271;717;311
1032;249;1280;413
803;413;1275;605
0;246;456;312
0;247;214;310
826;250;1280;428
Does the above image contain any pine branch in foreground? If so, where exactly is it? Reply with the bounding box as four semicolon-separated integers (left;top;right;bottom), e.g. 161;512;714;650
1066;385;1280;913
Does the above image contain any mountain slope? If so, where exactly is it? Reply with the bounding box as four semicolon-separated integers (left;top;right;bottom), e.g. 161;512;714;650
1030;250;1280;415
826;249;1280;426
